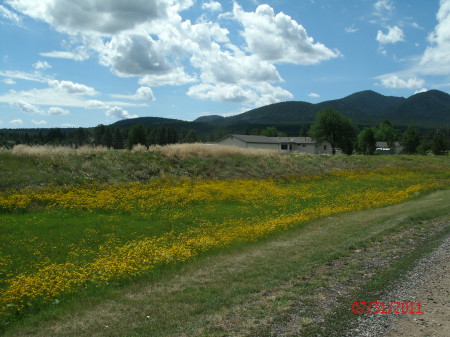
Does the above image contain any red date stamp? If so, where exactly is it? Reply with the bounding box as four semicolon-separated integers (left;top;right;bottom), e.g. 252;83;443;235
352;301;423;314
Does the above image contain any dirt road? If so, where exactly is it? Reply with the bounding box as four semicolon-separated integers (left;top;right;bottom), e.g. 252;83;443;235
352;232;450;337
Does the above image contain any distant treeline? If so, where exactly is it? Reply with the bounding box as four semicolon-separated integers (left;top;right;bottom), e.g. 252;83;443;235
0;119;448;155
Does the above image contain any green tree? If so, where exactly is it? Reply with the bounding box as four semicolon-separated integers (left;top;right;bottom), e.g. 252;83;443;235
260;127;286;137
113;128;124;149
401;125;421;154
103;127;114;148
431;131;447;155
127;124;147;149
94;124;106;146
356;128;377;155
375;120;397;153
184;129;200;143
308;108;356;155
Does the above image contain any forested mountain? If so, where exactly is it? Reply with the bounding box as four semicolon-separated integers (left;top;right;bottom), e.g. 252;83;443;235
199;90;449;127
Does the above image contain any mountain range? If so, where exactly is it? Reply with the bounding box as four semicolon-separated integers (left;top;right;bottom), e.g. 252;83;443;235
193;89;450;128
114;89;450;133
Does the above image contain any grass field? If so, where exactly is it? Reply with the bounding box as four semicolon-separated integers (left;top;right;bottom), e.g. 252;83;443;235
0;145;449;335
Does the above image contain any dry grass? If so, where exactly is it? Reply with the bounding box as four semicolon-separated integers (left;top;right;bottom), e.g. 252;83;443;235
149;143;279;159
11;144;109;157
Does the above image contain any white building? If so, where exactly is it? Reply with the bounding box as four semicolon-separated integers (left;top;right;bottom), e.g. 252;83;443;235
216;134;333;154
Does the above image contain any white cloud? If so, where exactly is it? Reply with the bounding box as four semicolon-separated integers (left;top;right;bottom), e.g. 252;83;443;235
378;75;425;89
85;100;109;109
0;4;21;25
40;48;89;61
48;80;97;96
105;106;138;119
110;86;156;101
233;3;340;65
6;0;339;109
187;82;293;106
31;119;47;125
345;25;359;33
0;70;50;83
3;78;16;85
308;92;320;98
99;34;172;77
17;100;43;114
33;61;51;70
0;88;92;108
9;119;23;125
376;26;404;44
139;68;196;86
6;0;176;35
48;107;70;115
420;0;450;75
414;88;428;94
202;1;221;12
374;0;394;13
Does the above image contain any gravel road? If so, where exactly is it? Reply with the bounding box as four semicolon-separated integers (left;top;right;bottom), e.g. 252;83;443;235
349;230;449;337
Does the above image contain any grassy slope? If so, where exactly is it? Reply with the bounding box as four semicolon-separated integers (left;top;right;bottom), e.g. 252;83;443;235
3;190;449;337
1;145;450;191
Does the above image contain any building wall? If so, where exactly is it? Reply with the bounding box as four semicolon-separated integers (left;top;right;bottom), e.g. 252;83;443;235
218;136;333;154
247;142;280;151
218;136;248;148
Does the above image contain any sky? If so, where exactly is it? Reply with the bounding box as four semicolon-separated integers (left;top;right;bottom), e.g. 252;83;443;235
0;0;449;128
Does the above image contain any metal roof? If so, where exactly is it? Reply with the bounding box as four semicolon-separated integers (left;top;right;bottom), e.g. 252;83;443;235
218;134;316;144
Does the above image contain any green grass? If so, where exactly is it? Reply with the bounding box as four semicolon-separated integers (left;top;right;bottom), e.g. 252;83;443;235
0;148;449;336
1;146;449;191
1;189;448;337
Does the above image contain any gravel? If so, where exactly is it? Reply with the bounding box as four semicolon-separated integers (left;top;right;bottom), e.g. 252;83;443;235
347;227;450;337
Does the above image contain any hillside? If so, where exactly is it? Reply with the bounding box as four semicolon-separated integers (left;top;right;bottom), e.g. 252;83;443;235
206;90;449;127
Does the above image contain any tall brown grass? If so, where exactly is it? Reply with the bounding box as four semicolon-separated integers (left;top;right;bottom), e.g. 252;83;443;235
148;143;280;159
11;144;109;157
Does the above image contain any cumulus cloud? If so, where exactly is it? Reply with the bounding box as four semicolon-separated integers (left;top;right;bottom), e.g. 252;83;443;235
85;100;109;109
33;61;51;70
105;106;138;119
202;1;221;12
17;100;42;114
99;34;171;77
7;0;340;109
233;3;340;65
376;26;404;44
378;75;425;89
31;119;47;125
9;119;23;125
6;0;173;35
415;88;428;94
308;93;320;98
48;106;70;115
420;0;450;75
110;86;156;100
48;80;97;96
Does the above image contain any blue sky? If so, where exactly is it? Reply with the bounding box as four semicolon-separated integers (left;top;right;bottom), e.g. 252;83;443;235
0;0;449;128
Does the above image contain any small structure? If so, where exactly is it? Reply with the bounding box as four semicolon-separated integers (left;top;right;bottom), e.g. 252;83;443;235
216;134;332;154
375;141;403;154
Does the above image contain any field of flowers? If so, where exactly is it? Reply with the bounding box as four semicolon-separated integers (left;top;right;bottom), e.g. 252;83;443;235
0;168;448;322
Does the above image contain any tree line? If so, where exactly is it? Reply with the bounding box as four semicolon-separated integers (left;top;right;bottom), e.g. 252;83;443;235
0;124;201;150
307;108;448;155
0;108;448;155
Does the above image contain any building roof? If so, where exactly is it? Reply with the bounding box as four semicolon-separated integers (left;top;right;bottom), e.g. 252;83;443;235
375;141;401;148
218;134;317;144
